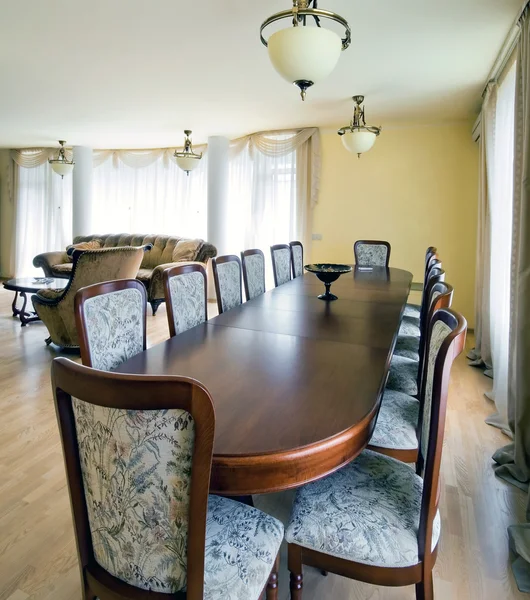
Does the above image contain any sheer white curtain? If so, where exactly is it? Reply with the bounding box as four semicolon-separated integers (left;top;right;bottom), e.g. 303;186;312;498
14;162;72;277
227;130;320;287
92;152;208;238
486;62;517;434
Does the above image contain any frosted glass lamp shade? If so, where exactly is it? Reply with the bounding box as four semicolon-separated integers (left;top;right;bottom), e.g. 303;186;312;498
268;26;342;85
175;155;201;174
50;161;74;177
341;130;377;156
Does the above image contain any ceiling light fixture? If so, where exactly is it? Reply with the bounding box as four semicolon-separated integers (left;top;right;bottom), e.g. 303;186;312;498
174;130;202;175
49;140;75;178
338;96;382;158
260;0;351;101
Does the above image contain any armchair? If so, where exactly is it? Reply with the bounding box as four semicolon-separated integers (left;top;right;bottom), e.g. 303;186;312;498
32;246;147;349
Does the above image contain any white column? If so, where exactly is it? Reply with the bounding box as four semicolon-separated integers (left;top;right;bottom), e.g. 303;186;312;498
72;146;93;238
207;136;230;300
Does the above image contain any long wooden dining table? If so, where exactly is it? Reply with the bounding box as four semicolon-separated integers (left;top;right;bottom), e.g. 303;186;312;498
117;266;413;496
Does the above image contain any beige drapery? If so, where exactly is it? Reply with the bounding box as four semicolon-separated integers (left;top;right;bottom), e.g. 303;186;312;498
230;128;321;208
468;84;496;374
492;8;530;591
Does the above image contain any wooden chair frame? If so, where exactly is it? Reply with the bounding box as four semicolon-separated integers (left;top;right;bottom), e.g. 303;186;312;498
74;279;147;368
52;357;216;600
270;244;292;287
288;309;467;600
368;281;454;463
353;240;391;268
211;255;243;315
241;249;266;302
289;241;304;279
163;263;208;337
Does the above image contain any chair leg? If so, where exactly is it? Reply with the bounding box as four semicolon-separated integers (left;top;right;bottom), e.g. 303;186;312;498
266;554;280;600
45;336;52;345
150;299;163;315
288;544;303;600
415;569;434;600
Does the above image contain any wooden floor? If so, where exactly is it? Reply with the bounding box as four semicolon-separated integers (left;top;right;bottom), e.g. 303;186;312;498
0;286;526;600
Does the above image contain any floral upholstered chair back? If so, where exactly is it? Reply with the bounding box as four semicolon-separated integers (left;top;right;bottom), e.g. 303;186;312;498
289;241;304;278
164;264;207;337
354;240;391;267
74;279;147;371
241;250;266;301
52;358;216;598
212;255;242;314
271;244;292;287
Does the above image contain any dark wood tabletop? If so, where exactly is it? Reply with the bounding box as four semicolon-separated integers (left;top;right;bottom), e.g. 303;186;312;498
117;266;412;495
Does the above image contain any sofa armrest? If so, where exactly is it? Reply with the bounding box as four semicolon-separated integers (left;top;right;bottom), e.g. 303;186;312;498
33;250;69;277
147;261;198;302
196;242;217;264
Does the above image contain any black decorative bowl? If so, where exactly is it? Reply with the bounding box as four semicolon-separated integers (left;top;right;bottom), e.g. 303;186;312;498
304;263;353;301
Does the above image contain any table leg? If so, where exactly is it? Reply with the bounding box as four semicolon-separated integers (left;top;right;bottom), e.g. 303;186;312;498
16;291;40;327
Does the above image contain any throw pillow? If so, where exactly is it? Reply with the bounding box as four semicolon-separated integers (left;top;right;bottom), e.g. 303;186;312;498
172;239;203;262
66;239;102;261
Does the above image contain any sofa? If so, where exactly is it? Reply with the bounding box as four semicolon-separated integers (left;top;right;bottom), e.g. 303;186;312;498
32;246;147;349
33;233;217;314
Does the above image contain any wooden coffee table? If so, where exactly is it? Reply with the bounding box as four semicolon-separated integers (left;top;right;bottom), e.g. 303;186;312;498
3;277;68;326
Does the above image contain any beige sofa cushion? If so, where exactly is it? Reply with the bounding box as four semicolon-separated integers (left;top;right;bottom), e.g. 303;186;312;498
172;239;204;262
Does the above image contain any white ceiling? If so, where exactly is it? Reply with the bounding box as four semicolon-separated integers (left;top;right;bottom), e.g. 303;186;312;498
0;0;521;148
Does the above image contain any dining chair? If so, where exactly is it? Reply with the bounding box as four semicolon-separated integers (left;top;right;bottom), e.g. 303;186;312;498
52;357;284;600
285;308;467;600
369;282;454;463
387;275;450;397
289;241;304;278
408;246;438;297
241;249;266;301
212;254;243;314
353;240;391;268
163;263;208;337
271;244;292;287
74;279;147;371
400;262;444;337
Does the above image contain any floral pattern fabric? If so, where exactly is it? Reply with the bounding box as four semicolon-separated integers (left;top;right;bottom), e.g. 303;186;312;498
291;245;303;278
272;248;291;286
204;495;283;600
393;335;420;361
370;390;420;451
399;315;421;337
285;449;440;568
403;303;421;318
355;244;389;267
72;400;195;593
421;320;452;459
168;271;206;335
83;288;144;371
386;355;419;396
244;254;266;300
217;261;242;313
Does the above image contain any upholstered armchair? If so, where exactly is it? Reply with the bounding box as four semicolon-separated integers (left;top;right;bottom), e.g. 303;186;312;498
32;246;147;349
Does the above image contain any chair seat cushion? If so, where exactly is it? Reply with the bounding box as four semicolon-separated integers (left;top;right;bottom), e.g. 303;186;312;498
399;315;421;337
205;495;283;600
370;390;419;451
403;303;421;318
285;450;440;568
393;335;420;361
386;355;419;396
52;262;73;275
136;268;153;283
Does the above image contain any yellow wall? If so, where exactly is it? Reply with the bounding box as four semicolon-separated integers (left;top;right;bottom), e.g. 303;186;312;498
311;122;478;327
0;149;14;278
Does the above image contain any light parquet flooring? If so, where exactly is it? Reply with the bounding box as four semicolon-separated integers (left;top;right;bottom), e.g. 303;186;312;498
0;286;526;600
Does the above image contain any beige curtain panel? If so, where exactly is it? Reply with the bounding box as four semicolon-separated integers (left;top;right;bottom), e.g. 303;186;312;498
492;7;530;592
